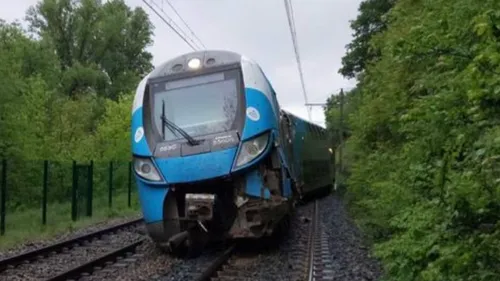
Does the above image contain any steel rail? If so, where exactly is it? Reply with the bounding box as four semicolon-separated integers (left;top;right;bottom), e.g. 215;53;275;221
46;238;145;281
307;200;318;281
195;244;236;281
0;217;143;272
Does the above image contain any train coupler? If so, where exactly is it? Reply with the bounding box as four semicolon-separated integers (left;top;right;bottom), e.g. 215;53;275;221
185;193;216;221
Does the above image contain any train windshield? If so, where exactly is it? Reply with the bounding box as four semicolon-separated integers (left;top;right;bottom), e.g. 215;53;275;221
151;71;240;141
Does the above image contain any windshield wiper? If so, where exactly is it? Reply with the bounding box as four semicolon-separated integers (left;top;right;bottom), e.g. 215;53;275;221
161;100;200;146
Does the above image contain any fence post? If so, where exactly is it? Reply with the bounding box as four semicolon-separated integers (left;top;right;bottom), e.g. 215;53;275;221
87;161;93;217
128;161;132;207
72;160;77;221
1;159;6;235
108;161;113;208
42;160;48;225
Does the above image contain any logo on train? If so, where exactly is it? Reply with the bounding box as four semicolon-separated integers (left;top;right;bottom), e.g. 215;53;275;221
246;107;260;121
134;127;144;143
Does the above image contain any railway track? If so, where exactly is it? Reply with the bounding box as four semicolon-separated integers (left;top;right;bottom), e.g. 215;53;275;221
0;218;144;281
307;200;334;281
184;200;329;281
46;238;145;281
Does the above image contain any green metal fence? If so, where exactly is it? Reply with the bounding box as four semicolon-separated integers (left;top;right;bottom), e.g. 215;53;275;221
0;159;139;236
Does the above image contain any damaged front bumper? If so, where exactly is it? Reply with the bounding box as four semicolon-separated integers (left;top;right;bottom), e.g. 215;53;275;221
228;196;291;238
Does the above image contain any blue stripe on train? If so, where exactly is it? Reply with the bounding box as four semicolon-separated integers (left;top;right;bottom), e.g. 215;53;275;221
241;88;278;141
155;147;237;184
136;179;168;223
132;107;152;156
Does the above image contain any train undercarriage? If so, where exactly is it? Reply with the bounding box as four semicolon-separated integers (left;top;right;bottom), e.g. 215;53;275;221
146;158;296;258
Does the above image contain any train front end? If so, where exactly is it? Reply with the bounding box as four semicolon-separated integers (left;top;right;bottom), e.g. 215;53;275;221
131;50;293;257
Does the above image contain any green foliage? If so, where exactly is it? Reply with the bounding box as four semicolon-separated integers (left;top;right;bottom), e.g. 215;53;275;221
0;0;151;160
0;0;152;221
339;0;395;79
0;190;140;250
25;0;154;99
92;94;134;161
330;0;500;280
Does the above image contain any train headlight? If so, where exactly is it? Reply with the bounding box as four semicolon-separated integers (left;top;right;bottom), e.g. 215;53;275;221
235;132;270;167
188;58;201;69
133;157;163;182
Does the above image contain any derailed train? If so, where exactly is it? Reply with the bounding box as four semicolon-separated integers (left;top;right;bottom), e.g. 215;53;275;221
131;50;334;257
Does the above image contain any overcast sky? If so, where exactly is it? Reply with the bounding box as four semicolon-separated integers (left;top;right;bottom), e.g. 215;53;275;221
0;0;361;127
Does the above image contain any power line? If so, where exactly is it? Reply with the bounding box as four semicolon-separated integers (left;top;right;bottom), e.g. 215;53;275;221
141;0;200;51
288;0;297;37
151;0;203;50
283;0;311;121
163;0;206;49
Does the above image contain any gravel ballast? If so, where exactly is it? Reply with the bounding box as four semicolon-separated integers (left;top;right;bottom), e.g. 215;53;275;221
0;224;144;281
0;194;382;281
155;243;230;281
143;202;315;281
208;194;382;281
85;238;176;281
317;194;382;281
98;194;381;281
0;214;142;260
212;201;315;281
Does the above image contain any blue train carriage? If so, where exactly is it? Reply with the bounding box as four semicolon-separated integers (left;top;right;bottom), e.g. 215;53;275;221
131;50;315;257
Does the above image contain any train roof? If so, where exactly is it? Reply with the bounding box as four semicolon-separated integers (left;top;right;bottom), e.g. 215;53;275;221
139;50;327;132
148;49;246;79
280;109;327;131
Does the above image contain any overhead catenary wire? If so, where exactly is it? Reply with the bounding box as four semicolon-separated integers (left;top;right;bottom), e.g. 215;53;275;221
151;0;205;50
141;0;204;51
150;0;202;50
163;0;207;50
283;0;312;121
288;0;297;37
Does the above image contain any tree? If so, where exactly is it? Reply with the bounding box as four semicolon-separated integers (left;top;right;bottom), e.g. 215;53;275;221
0;0;153;214
0;20;59;159
339;0;395;79
25;0;154;99
334;0;500;280
91;94;134;161
326;0;395;154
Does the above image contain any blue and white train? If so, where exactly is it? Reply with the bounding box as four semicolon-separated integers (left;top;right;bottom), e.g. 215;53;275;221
131;50;334;257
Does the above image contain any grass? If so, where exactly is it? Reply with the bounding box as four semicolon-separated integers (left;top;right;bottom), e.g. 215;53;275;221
0;191;141;251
